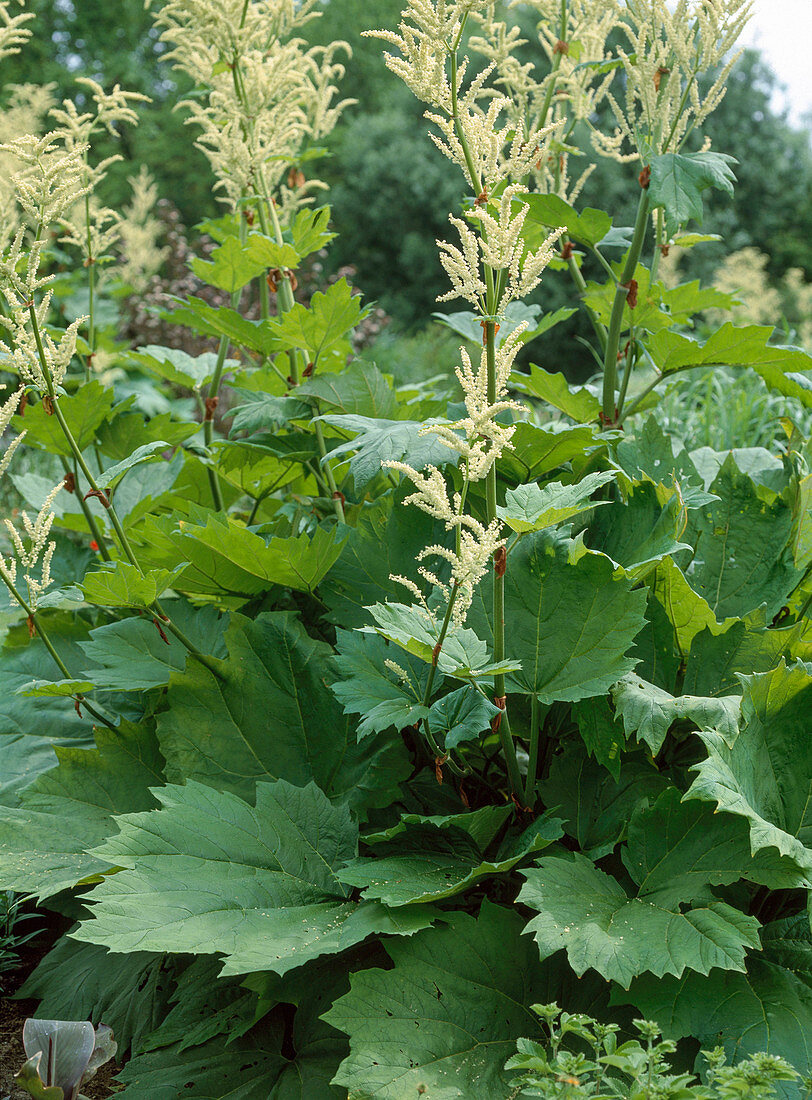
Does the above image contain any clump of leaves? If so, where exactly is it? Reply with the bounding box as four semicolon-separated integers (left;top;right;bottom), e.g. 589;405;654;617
0;891;40;989
506;1004;808;1099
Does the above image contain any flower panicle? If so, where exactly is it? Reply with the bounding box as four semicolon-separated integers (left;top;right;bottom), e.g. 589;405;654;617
0;290;86;390
1;480;62;610
0;0;34;63
153;0;351;213
594;0;753;161
1;132;92;225
437;189;564;311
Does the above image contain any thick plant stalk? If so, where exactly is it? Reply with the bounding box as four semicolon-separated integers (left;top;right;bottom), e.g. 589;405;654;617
419;582;466;775
602;188;650;422
448;31;523;799
525;694;541;805
484;318;524;801
204;213;248;511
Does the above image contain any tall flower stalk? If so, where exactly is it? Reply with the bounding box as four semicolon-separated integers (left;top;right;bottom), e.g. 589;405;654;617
0;132;220;677
368;1;564;796
150;0;353;517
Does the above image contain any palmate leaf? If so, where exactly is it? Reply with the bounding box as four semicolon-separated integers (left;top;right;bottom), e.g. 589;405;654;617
78;605;228;692
363;601;518;681
129;344;236;390
611;672;740;754
191;233;299;292
512;364;601;422
433;301;574;348
319;414;459;489
0;721;164;900
615;416;712;503
96;441;170;491
337;814;562;907
288;205;336;259
96;411;198;462
683;611;811;698
646;323;812;409
157;611;409;811
686;661;812;879
74;779;436;978
519;851;760;989
584;267;735;336
175;516;347;595
80;561;186;608
500;422;598;482
691;444;787;494
364;805;512;850
427;685;500;749
0;638;93;747
538;745;669;860
137;514;346;599
114;1027;287;1099
651;557;732;656
226;391;311;435
138;957;257;1055
327;903;611;1100
261;278;366;366
522;192;613;247
570;695;627;778
683;455;801;619
762;914;812;975
469;532;647;702
587;480;692;582
619;956;812;1086
497;471;616;534
320;489;447;628
624;789;809;904
13;381;115;454
163;297;276;355
297;360;398;419
331;630;430;739
125;955;350;1098
648;150;737;232
117;1005;345;1099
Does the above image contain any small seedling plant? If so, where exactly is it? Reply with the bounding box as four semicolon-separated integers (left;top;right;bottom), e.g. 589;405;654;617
0;0;811;1095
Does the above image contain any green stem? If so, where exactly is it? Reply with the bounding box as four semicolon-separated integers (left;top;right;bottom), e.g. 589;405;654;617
58;454;111;561
650;208;665;284
621;370;668;419
536;0;569;131
314;418;346;523
563;238;607;353
420;584;466;776
203;334;230;512
203;213;247;512
449;40;483;196
525;694;541;806
153;602;220;672
0;572;116;730
601;188;650;423
84;193;95;384
616;327;636;420
485;319;523;800
590;245;620;284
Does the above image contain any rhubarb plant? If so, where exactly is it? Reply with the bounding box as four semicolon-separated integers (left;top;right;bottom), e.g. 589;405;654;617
0;1;809;1097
